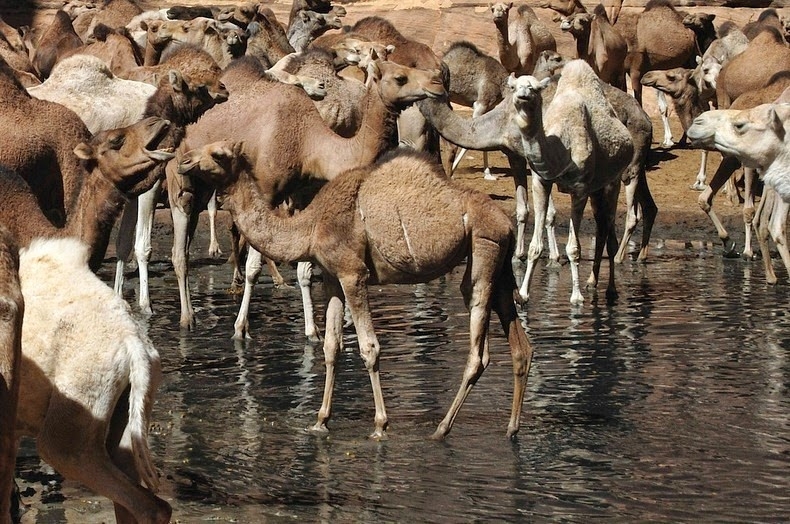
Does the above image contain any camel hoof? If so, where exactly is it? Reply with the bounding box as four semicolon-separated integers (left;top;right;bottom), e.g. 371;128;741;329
231;331;251;341
430;426;448;441
570;294;584;305
369;429;388;441
483;172;499;181
208;246;223;259
689;182;707;191
545;258;562;270
506;426;519;441
660;139;674;148
179;318;195;331
273;281;293;289
741;250;756;261
139;305;153;317
309;423;329;434
606;288;619;301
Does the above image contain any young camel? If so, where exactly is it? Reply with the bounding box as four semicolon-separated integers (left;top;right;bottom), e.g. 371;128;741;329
490;2;557;77
16;237;169;524
0;227;22;524
179;144;534;441
559;4;627;90
172;59;445;334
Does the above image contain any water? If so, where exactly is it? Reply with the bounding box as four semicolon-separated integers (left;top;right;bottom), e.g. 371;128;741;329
15;233;790;522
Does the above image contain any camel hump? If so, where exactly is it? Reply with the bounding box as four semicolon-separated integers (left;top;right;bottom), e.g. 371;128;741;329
357;154;468;276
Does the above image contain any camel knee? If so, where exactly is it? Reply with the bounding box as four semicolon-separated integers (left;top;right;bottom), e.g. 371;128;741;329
358;340;381;372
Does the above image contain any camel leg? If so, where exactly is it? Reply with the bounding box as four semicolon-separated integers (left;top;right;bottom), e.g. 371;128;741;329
741;168;757;260
494;259;533;440
698;155;741;257
519;177;551;302
568;195;588;305
134;180;162;316
656;91;674;148
690;150;709;190
754;188;777;284
311;275;346;434
546;194;561;267
228;224;245;294
615;177;638;264
113;198;138;294
450;146;467;174
232;247;263;340
472;102;497;181
587;184;619;299
338;272;388;440
635;169;658;262
432;237;499;440
171;202;201;331
266;257;287;287
298;261;321;342
507;152;530;260
37;402;171;524
768;198;790;282
207;190;222;258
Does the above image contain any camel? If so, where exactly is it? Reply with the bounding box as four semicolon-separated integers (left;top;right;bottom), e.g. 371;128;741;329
640;67;711;191
289;0;333;26
244;11;294;67
0;117;175;270
682;12;717;54
16;237;169;523
490;2;557;77
559;4;627;90
179;143;533;441
419;59;654;270
136;17;246;69
30;10;84;79
287;8;345;53
63;24;144;76
716;27;790;109
172;59;444;334
73;0;144;42
690;21;749;111
441;40;508;180
743;8;785;41
0;226;22;524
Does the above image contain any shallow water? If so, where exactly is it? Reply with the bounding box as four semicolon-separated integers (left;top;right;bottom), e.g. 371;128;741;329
16;232;790;522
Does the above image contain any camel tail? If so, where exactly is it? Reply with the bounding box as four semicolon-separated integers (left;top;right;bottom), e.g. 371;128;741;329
126;334;162;492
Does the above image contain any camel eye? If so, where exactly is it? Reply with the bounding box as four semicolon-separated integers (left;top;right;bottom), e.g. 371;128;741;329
394;75;407;86
108;135;125;149
733;121;747;133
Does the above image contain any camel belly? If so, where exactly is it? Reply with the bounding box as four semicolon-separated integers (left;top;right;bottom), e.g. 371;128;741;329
358;186;469;280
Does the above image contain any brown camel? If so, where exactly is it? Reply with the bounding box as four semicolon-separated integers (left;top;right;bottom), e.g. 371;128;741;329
716;27;790;109
682;12;717;54
30;10;84;79
691;21;749;111
244;10;294;67
559;4;627;90
74;0;143;42
0;56;91;228
179;143;534;441
0;117;174;270
289;0;333;26
172;59;444;332
490;2;557;77
441;40;508;179
63;24;143;76
0;225;22;524
742;8;785;41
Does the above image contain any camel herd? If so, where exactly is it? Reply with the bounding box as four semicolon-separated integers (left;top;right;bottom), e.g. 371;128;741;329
1;0;790;520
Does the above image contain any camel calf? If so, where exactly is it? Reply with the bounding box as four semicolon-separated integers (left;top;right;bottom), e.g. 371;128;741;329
16;237;169;523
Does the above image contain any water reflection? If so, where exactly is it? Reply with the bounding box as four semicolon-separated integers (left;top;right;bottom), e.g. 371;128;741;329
16;237;790;522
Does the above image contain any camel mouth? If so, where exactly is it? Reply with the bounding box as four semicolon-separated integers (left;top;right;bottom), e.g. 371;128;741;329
560;20;572;31
144;119;175;161
176;158;198;175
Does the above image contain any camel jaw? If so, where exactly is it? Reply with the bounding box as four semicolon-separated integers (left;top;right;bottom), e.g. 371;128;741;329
143;118;175;161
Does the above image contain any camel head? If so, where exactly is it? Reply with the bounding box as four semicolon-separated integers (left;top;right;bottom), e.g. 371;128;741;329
507;73;550;126
693;55;722;91
368;60;446;110
533;50;568;80
559;13;593;36
539;0;579;16
688;104;790;171
141;19;187;48
641;67;693;99
490;2;514;23
177;141;245;188
165;69;229;119
73;117;175;196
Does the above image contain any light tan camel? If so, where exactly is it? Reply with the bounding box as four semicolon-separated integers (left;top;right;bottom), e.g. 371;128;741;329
179;143;534;441
743;8;785;41
287;8;346;53
16;237;169;523
0;225;22;524
559;4;627;90
62;25;143;76
441;40;508;180
244;9;295;67
490;2;557;77
690;21;749;112
0;117;175;266
172;59;444;333
419;59;654;270
73;0;143;42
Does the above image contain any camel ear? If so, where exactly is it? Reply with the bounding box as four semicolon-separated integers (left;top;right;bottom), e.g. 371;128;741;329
506;72;518;90
168;69;185;92
385;44;396;55
507;2;513;9
703;13;715;22
696;55;702;65
537;77;551;90
769;106;784;136
73;142;94;161
369;60;382;82
139;20;148;31
232;141;245;160
298;10;310;22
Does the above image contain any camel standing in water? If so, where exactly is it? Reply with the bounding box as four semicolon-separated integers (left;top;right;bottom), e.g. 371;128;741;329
178;144;534;441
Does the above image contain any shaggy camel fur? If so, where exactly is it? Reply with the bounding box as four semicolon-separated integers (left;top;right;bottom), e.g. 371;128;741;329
179;144;534;441
559;4;627;90
27;54;155;134
640;67;711;191
0;57;91;227
441;40;508;180
419;59;653;269
244;11;294;67
16;237;169;523
716;27;790;109
173;60;444;333
0;117;175;270
0;226;22;524
490;2;557;77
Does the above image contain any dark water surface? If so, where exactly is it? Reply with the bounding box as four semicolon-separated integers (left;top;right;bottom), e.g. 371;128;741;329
16;235;790;522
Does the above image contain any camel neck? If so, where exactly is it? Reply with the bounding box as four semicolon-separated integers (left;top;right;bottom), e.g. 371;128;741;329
65;169;127;270
143;41;165;66
515;107;574;182
225;171;313;263
574;28;592;62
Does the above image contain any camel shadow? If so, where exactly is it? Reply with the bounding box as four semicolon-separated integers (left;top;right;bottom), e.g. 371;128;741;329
646;149;678;171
